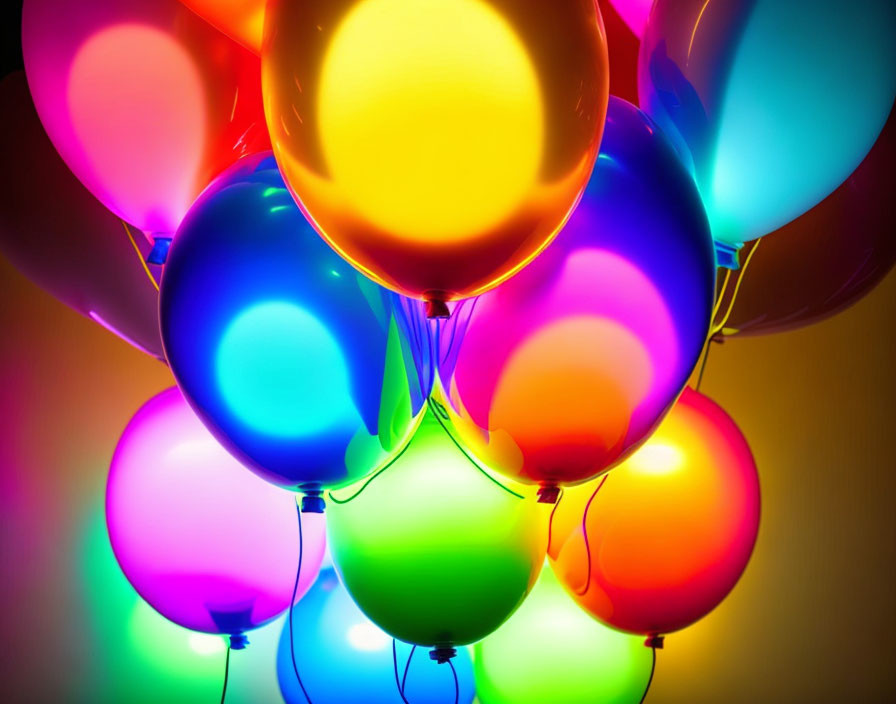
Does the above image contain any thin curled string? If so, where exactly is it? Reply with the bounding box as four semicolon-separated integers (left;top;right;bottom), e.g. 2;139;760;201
711;238;761;336
638;647;657;704
327;440;412;504
120;220;159;292
546;488;565;555
289;501;313;704
401;645;417;695
427;398;524;499
575;474;608;596
447;659;459;704
219;645;231;704
392;640;413;704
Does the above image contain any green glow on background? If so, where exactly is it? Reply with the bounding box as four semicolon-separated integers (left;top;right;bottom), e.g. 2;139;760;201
474;565;654;704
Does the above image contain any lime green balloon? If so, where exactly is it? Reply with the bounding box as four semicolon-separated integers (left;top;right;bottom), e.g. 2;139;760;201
475;566;654;704
327;408;546;648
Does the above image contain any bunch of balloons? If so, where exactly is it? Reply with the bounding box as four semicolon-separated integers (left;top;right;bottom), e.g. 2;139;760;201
3;0;894;701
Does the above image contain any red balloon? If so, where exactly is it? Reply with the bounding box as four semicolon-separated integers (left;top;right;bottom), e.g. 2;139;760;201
549;388;760;638
598;0;641;105
714;109;896;337
0;72;163;360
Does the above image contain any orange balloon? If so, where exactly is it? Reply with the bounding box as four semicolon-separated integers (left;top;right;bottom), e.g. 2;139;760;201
262;0;609;309
178;0;265;53
549;387;760;638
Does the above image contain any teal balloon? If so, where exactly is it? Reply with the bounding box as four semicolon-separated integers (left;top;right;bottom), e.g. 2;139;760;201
276;569;474;704
639;0;896;256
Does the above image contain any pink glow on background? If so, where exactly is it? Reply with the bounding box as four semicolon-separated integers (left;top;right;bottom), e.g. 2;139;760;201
106;387;325;635
609;0;653;38
67;25;205;237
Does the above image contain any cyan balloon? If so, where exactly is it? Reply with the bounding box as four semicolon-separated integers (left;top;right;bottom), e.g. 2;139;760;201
276;568;474;704
639;0;896;263
160;153;432;498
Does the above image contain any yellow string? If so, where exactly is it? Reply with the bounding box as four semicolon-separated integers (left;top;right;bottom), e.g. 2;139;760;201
711;238;761;336
121;220;160;292
711;268;732;322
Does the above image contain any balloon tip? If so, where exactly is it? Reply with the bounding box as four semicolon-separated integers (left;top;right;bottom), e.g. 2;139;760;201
537;484;561;504
429;646;457;664
644;634;664;649
146;236;173;265
424;298;451;319
714;241;741;270
300;485;325;513
229;633;249;650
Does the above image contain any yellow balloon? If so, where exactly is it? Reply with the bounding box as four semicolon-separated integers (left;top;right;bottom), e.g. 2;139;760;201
262;0;609;310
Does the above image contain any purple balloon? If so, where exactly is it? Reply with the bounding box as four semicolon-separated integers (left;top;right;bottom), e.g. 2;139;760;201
106;387;325;639
0;72;163;359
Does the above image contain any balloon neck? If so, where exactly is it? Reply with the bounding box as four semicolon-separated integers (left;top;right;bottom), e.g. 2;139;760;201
300;484;325;513
429;646;457;664
713;241;741;270
146;236;173;265
424;294;451;319
644;634;664;649
537;484;561;504
229;633;249;650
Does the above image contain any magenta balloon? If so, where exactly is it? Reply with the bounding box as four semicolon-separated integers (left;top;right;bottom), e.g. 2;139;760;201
106;387;325;637
0;72;164;360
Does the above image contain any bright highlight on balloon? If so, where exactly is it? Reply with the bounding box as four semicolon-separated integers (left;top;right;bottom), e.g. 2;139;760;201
549;387;761;637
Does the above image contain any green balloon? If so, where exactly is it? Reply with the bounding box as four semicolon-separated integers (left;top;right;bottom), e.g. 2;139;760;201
327;408;546;649
475;566;655;704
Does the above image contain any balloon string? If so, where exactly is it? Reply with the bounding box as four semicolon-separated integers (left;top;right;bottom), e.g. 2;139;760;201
638;647;657;704
219;645;231;704
401;645;417;695
695;338;712;393
289;501;314;704
711;238;761;335
327;440;412;504
426;398;524;499
447;659;459;704
120;220;160;292
711;268;732;323
575;475;608;596
546;488;564;555
392;640;413;704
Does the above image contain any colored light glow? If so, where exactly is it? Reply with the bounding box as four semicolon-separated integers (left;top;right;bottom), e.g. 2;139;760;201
88;310;157;358
67;24;205;236
609;0;653;38
187;633;227;656
215;302;357;438
318;0;543;242
346;622;391;652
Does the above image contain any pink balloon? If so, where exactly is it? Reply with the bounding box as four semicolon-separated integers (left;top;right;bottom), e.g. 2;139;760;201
106;387;325;640
608;0;652;38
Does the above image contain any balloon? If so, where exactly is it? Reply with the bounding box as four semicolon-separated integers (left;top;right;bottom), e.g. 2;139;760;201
639;0;896;263
261;0;609;310
599;0;642;105
713;108;896;337
550;388;761;638
0;72;163;360
607;0;651;39
22;0;270;249
178;0;265;53
160;152;432;504
436;97;714;499
326;409;546;656
277;568;475;704
475;566;654;704
106;387;326;642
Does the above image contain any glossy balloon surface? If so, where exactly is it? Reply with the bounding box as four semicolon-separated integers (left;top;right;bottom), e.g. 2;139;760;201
161;153;432;492
0;73;163;359
179;0;265;52
475;566;653;704
715;109;896;337
327;409;546;647
608;0;651;38
262;0;609;303
550;388;760;636
277;569;475;704
106;387;326;635
22;0;269;240
639;0;896;249
436;98;714;491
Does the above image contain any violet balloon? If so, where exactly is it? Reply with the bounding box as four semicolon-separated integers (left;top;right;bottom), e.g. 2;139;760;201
106;387;325;643
436;97;715;498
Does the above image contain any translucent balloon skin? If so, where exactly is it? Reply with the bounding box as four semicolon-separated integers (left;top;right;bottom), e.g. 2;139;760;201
638;0;896;249
178;0;265;53
276;569;475;704
22;0;270;241
261;0;609;304
160;153;432;492
106;387;326;635
475;566;653;704
549;388;761;637
436;98;715;491
0;73;163;360
716;109;896;337
327;410;546;648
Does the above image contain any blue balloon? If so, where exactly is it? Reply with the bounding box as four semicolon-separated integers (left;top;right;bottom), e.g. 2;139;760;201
160;153;432;495
639;0;896;263
277;569;475;704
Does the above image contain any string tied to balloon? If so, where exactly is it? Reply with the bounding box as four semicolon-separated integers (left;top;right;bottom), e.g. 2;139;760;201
289;500;314;704
228;633;249;650
299;484;325;514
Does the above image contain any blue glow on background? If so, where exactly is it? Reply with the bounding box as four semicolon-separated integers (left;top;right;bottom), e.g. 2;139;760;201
216;301;356;438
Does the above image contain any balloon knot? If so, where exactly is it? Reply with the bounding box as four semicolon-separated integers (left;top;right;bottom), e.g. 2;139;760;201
229;633;249;650
644;634;664;649
537;484;561;504
424;297;451;319
300;485;325;513
713;241;741;270
146;236;172;265
429;646;457;664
